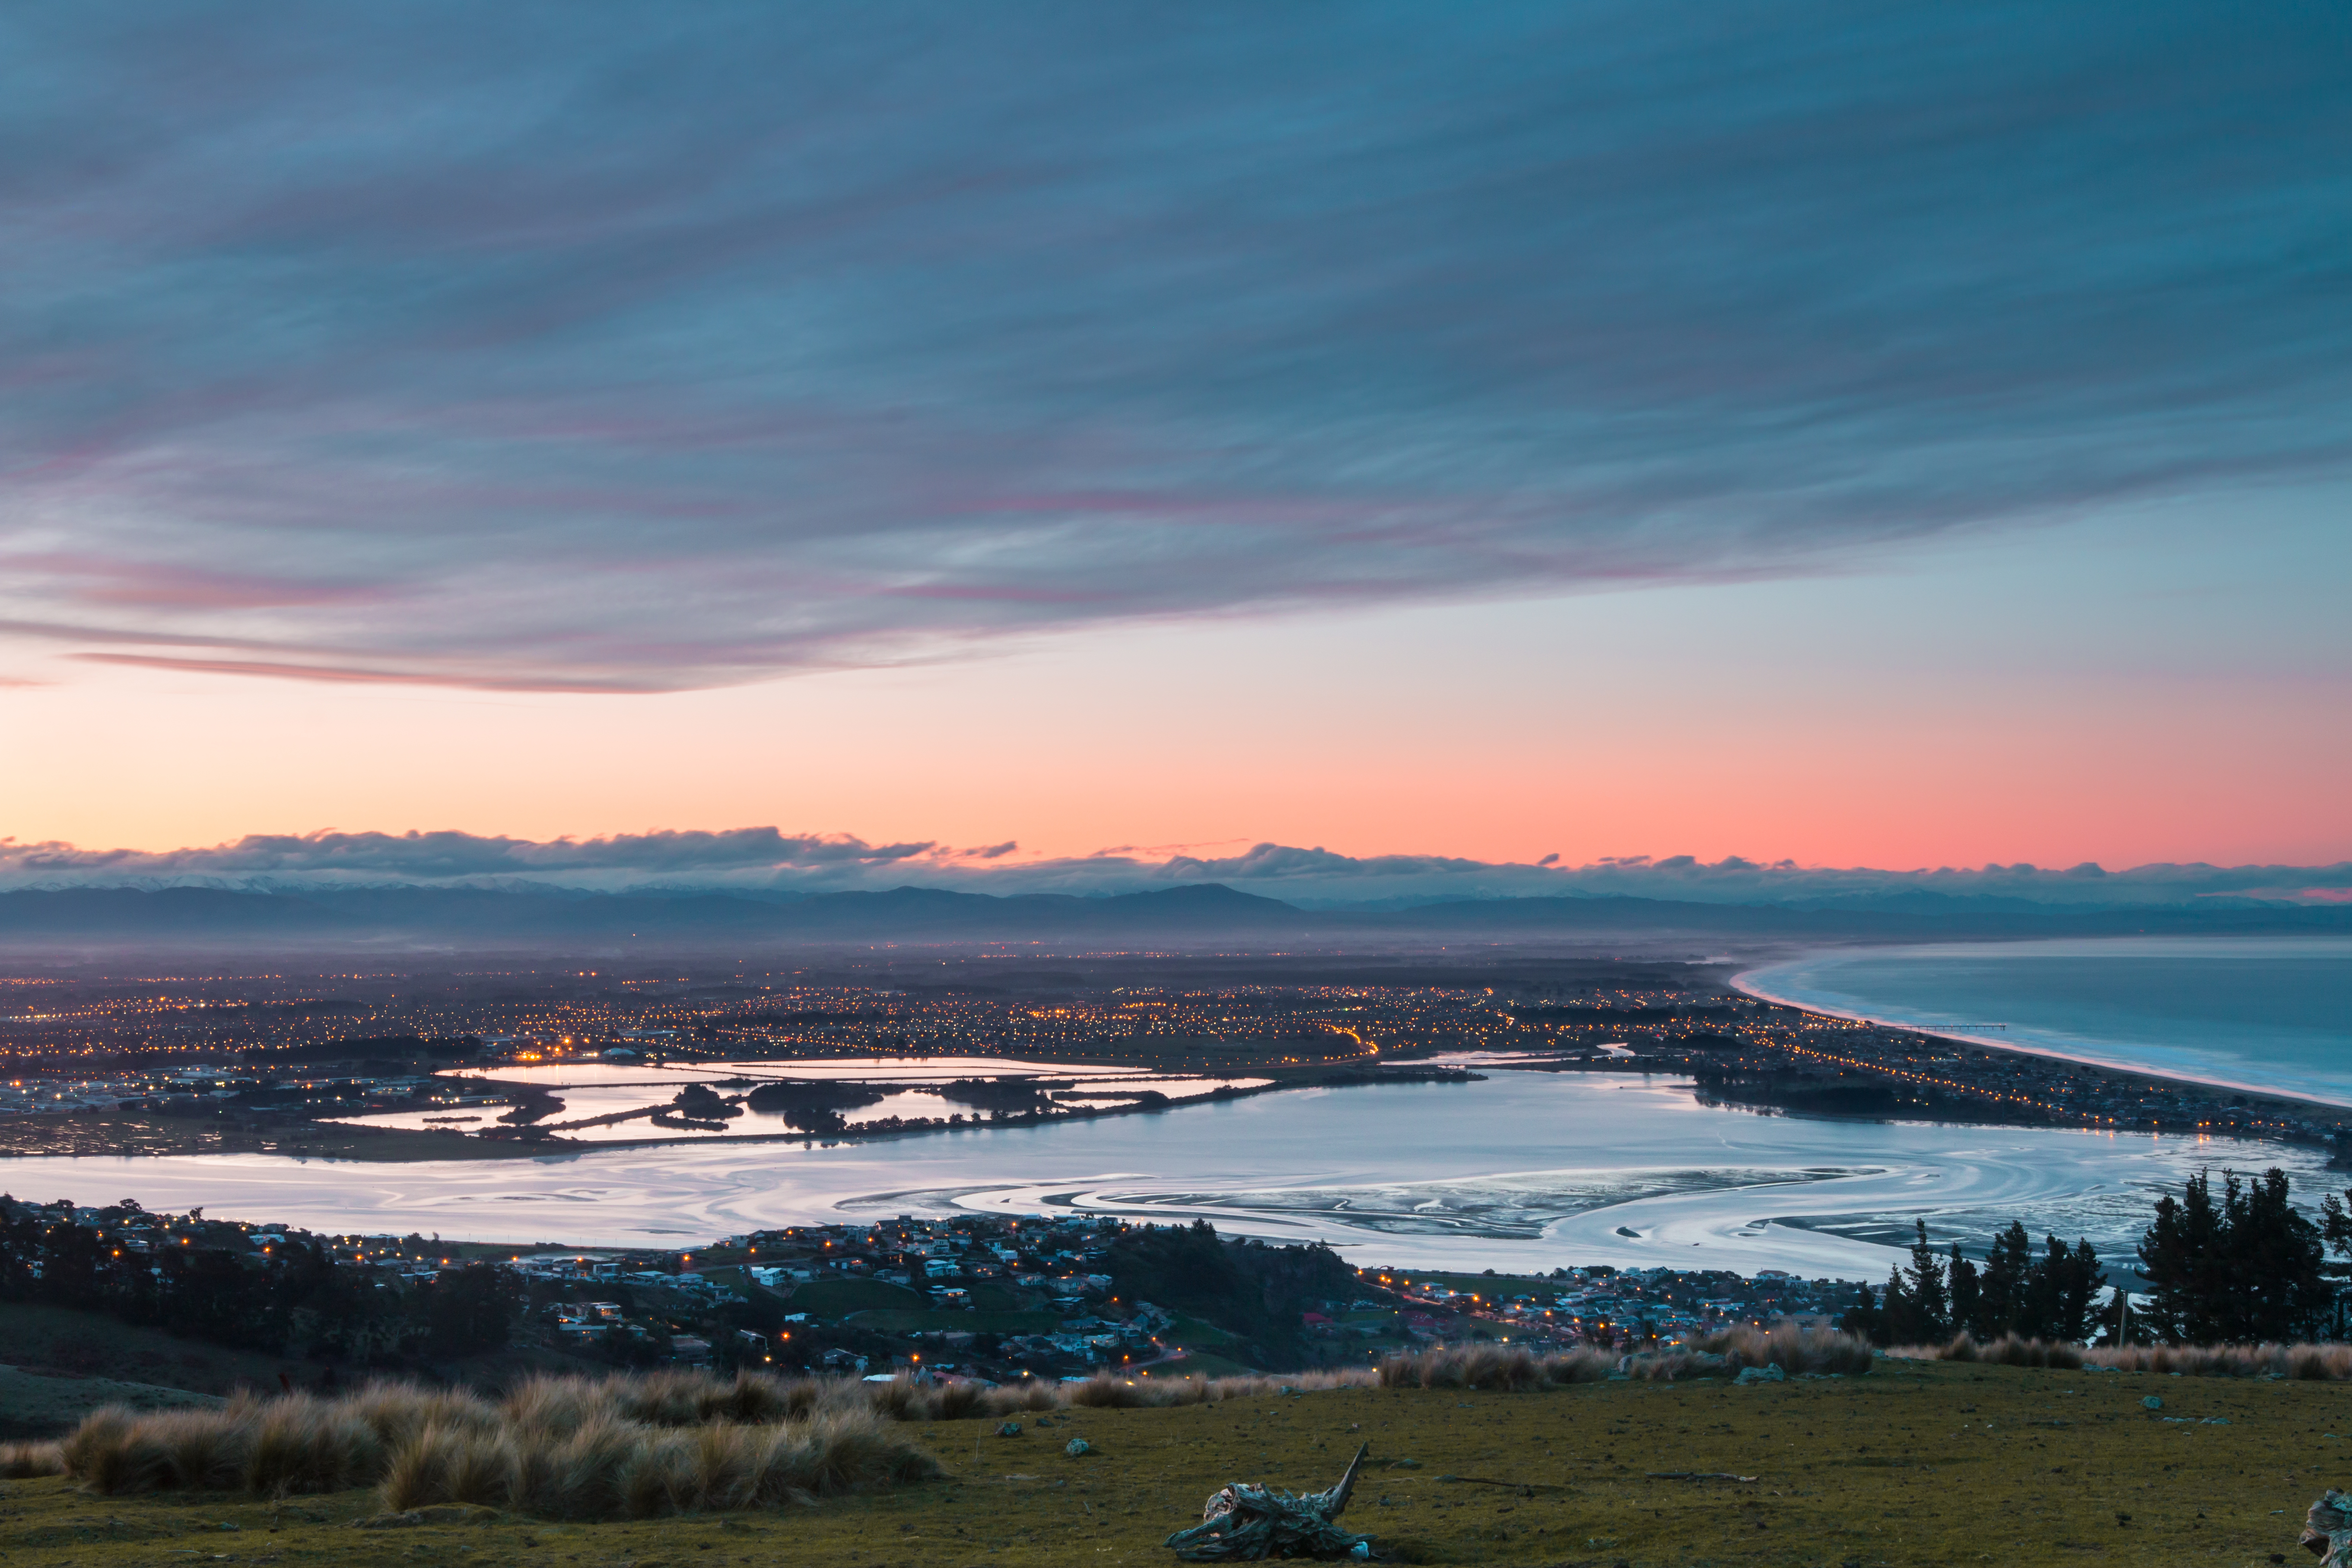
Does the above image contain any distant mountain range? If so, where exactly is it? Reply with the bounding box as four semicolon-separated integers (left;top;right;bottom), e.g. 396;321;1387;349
0;883;2345;952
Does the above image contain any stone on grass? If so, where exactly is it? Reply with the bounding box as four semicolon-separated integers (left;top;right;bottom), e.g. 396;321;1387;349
1166;1442;1370;1562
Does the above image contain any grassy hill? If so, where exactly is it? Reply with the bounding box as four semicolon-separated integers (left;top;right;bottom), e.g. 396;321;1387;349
787;1276;929;1317
0;1368;220;1441
0;1358;2333;1565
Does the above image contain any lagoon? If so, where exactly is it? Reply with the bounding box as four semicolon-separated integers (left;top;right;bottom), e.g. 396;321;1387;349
0;1071;2322;1281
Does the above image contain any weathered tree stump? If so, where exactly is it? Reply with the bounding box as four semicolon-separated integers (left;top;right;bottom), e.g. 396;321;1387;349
2304;1491;2352;1565
1165;1442;1371;1561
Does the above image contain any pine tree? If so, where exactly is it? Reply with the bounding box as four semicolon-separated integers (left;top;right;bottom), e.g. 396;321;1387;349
1904;1219;1949;1342
1976;1221;2033;1339
1872;1264;1916;1346
1835;1282;1884;1344
2138;1167;2327;1344
2138;1169;2226;1342
1947;1244;1981;1340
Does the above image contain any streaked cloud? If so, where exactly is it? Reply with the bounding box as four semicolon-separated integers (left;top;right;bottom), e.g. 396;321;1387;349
6;829;2348;910
3;3;2346;689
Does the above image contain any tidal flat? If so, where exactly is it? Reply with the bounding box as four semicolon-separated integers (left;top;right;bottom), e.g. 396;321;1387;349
0;1361;2332;1566
2;1073;2331;1279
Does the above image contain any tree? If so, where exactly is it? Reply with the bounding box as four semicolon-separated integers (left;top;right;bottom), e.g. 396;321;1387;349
1894;1220;1949;1343
2021;1235;2104;1343
1973;1222;2032;1338
2320;1187;2352;1337
1866;1264;1913;1346
421;1263;524;1358
2138;1168;2327;1344
1835;1282;1882;1343
2138;1170;2226;1342
1947;1244;1981;1339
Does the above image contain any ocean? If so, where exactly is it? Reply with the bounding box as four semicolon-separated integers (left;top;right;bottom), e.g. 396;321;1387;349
1736;937;2352;1105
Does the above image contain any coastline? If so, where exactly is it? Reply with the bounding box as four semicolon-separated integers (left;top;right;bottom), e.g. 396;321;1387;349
1733;938;2352;1111
1722;964;2352;1147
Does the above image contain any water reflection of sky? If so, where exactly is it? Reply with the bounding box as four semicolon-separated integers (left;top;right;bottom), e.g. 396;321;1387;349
331;1056;1268;1142
9;1073;2330;1279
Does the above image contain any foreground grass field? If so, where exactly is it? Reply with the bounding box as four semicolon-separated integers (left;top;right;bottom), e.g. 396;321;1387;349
0;1358;2337;1565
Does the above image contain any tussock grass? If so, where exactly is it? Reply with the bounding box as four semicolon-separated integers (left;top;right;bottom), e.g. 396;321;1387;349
1898;1334;2352;1379
382;1405;938;1518
2085;1341;2352;1379
1694;1324;1875;1375
51;1364;1386;1514
1377;1327;1872;1390
0;1440;64;1479
60;1373;941;1517
1904;1331;2085;1369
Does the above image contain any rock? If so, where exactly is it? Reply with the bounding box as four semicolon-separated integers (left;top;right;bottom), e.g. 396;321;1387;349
1166;1442;1371;1562
2304;1489;2352;1565
1735;1365;1785;1385
2142;1396;2164;1410
1066;1438;1092;1457
999;1421;1023;1436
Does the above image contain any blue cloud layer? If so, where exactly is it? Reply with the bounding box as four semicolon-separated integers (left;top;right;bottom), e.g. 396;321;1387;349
5;830;2348;910
3;3;2347;687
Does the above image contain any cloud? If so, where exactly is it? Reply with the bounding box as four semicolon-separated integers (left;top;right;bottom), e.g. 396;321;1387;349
0;4;2346;688
6;829;2349;910
0;828;940;883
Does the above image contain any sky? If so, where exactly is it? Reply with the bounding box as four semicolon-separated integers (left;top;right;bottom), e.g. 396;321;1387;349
3;3;2348;900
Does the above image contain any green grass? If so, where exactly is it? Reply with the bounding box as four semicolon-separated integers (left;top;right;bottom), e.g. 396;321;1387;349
787;1277;929;1317
0;1368;221;1441
1164;1316;1238;1348
847;1310;1063;1335
1159;1350;1260;1380
13;1359;2327;1566
0;1302;330;1399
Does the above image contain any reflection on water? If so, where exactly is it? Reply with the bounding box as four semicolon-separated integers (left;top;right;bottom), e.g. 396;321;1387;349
331;1056;1268;1142
6;1072;2333;1280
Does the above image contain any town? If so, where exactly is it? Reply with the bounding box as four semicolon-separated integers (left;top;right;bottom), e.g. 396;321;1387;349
4;954;2346;1164
0;1193;1855;1398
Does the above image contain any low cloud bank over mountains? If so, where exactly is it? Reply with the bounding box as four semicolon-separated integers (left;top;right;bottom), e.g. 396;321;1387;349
2;829;2346;913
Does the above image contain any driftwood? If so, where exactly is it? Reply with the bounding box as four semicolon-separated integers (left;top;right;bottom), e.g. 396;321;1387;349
1165;1442;1371;1561
2304;1491;2352;1565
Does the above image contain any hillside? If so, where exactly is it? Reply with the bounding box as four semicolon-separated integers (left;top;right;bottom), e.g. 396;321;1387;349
0;1360;2327;1565
3;881;2346;952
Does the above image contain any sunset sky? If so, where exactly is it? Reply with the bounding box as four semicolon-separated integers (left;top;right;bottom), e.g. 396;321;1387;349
4;3;2347;892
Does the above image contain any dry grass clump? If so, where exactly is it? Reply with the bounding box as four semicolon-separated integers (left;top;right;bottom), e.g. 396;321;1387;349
1908;1332;2084;1369
1691;1325;1875;1375
0;1440;64;1479
346;1381;501;1446
2082;1342;2352;1379
384;1406;939;1518
1898;1336;2352;1379
57;1374;937;1516
47;1361;1412;1512
242;1394;387;1495
1379;1327;1872;1390
1065;1368;1375;1408
1379;1343;1585;1391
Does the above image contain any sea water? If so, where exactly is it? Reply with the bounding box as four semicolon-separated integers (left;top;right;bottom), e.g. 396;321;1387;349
1738;937;2352;1104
